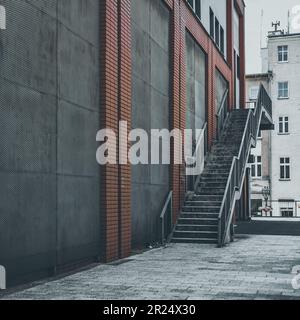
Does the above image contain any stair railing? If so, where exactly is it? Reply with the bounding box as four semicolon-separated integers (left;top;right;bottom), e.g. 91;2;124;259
216;89;229;140
160;191;173;245
185;122;208;192
217;84;272;247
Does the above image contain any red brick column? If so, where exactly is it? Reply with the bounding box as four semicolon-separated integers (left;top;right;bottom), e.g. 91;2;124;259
118;0;132;259
239;13;246;108
99;0;131;262
99;0;119;262
170;0;182;221
226;0;234;110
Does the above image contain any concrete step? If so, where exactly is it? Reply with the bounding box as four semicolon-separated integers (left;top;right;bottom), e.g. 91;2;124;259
173;230;218;239
201;173;229;179
185;200;222;207
181;212;219;219
192;195;223;201
176;224;218;232
198;182;227;189
205;164;232;170
171;237;217;244
196;188;225;195
199;177;228;184
182;206;221;213
177;217;218;225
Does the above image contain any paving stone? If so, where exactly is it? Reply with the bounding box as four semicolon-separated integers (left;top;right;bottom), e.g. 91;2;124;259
2;235;300;300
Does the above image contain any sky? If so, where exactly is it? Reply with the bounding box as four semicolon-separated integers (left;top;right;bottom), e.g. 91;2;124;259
245;0;300;74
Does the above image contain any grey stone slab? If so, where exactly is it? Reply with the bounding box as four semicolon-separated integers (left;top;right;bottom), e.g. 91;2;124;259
131;0;150;33
57;99;99;176
58;24;99;110
57;175;100;263
58;0;100;46
150;39;169;95
131;23;151;84
131;76;151;131
26;0;58;18
1;0;57;94
0;172;56;260
0;80;56;173
150;0;170;52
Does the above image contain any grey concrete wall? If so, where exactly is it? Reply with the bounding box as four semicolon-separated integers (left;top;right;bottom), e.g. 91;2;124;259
0;0;101;286
186;32;206;141
131;0;170;248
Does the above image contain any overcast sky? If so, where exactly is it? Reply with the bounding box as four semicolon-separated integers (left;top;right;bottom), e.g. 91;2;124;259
245;0;300;74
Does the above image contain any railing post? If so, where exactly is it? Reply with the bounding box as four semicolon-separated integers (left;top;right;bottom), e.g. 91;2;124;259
161;216;165;245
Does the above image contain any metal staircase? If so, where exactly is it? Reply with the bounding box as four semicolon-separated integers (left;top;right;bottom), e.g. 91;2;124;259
171;85;272;246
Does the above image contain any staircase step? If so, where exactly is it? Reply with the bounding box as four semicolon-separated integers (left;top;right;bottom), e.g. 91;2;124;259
192;195;223;201
182;206;220;213
176;224;218;232
198;182;227;189
178;217;218;225
181;212;219;219
196;188;225;195
185;200;222;206
173;230;218;239
201;173;229;179
199;179;228;185
172;237;218;244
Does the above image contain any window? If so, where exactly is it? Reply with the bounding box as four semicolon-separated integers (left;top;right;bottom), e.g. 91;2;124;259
195;0;201;18
215;18;220;47
210;8;214;38
249;155;262;178
249;86;259;100
280;157;290;180
220;26;224;54
279;117;289;134
278;45;288;62
278;82;289;99
187;0;201;19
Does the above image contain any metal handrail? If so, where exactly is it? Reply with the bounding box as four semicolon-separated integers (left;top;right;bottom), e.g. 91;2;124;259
216;89;229;140
160;191;173;244
217;84;272;247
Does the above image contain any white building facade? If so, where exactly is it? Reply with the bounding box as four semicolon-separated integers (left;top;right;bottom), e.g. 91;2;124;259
265;33;300;217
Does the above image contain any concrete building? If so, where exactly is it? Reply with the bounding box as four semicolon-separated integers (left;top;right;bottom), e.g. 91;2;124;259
263;32;300;217
0;0;271;288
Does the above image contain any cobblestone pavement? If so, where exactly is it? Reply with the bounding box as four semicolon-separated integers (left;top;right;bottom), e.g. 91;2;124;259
3;235;300;300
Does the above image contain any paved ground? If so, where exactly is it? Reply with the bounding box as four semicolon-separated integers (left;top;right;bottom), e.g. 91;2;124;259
2;235;300;300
